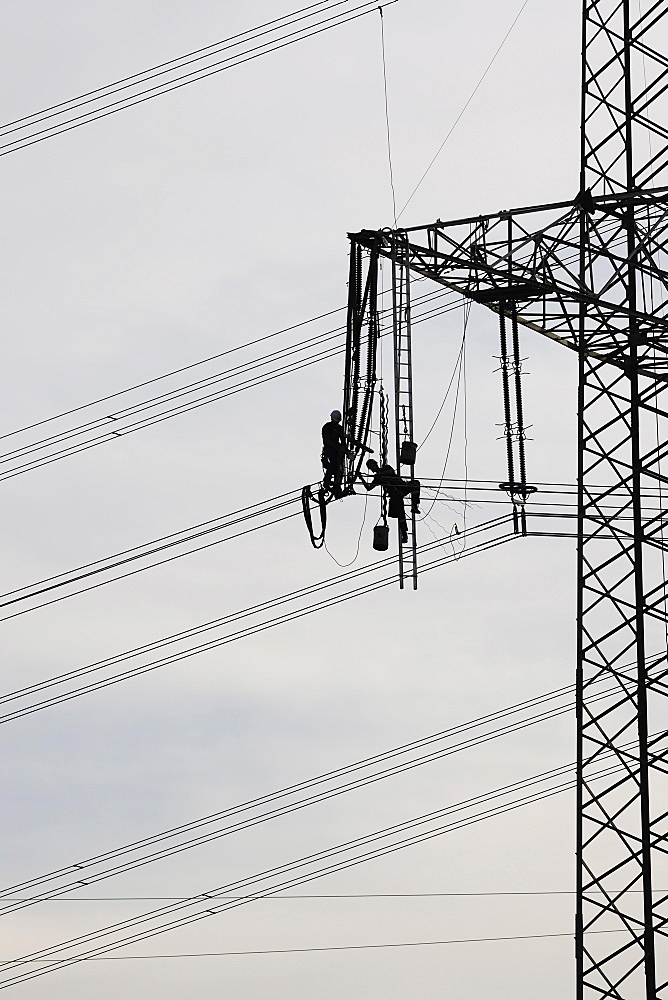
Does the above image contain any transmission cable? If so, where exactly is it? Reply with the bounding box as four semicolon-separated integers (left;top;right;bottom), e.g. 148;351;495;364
0;663;623;919
0;489;306;621
0;290;463;483
3;1;344;132
0;306;346;442
0;652;652;950
4;288;454;449
0;657;652;973
0;488;643;623
0;929;627;964
0;508;637;725
0;1;399;158
0;276;432;444
0;756;623;988
3;890;655;902
0;476;599;621
0;511;645;725
4;217;609;481
0;517;516;727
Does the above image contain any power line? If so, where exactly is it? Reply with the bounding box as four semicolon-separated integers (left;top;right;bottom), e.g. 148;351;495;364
0;306;347;442
0;290;462;482
0;276;435;445
0;1;399;158
0;493;643;623
0;660;651;981
0;204;614;486
0;507;645;722
0;221;604;481
3;890;658;901
0;517;516;727
0;489;305;621
0;669;591;918
0;463;502;620
1;928;624;962
1;648;649;922
2;1;342;132
0;757;622;988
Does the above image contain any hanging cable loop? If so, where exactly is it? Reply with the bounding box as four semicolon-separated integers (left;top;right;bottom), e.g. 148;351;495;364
301;486;328;549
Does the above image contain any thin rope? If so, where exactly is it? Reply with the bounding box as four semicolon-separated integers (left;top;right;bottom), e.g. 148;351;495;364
324;493;369;567
420;512;461;560
379;6;398;226
419;300;471;521
419;330;466;448
396;0;531;220
418;299;471;451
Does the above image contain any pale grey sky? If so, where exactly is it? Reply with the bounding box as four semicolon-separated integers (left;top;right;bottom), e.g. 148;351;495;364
0;2;585;997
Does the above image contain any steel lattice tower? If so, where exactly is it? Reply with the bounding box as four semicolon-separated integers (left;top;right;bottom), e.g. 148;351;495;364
351;2;668;996
576;5;668;997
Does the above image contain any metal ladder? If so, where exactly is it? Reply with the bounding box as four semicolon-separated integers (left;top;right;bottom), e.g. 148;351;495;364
391;235;418;590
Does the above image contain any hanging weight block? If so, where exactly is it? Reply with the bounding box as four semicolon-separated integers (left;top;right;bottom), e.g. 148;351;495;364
400;440;417;465
373;524;390;551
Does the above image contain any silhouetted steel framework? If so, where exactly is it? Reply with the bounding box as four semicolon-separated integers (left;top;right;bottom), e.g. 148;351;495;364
352;2;668;996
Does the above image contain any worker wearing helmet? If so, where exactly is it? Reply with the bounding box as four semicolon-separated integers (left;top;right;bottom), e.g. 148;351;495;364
321;409;345;497
359;458;420;544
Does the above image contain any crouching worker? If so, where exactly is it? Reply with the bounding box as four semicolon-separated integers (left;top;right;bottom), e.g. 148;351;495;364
358;459;419;545
321;409;345;497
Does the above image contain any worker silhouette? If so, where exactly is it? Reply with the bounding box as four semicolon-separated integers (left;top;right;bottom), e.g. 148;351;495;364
359;459;419;544
321;409;345;497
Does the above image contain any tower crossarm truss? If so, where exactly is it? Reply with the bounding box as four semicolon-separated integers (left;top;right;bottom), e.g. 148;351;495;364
355;186;668;371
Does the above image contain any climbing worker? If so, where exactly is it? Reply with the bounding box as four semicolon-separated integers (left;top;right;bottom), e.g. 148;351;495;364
321;409;345;497
358;459;416;544
361;460;421;513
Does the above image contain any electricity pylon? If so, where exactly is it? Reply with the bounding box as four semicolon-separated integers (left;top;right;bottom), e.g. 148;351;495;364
353;3;668;996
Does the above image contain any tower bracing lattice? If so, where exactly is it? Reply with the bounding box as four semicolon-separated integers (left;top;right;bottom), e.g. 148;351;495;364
352;2;668;996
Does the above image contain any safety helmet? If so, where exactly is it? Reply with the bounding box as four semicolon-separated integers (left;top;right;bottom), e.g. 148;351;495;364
330;409;342;421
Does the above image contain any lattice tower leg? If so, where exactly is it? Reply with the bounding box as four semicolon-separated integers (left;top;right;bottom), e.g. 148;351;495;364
575;249;668;1000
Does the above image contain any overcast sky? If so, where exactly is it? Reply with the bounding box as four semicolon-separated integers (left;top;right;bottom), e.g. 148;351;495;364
0;2;587;997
